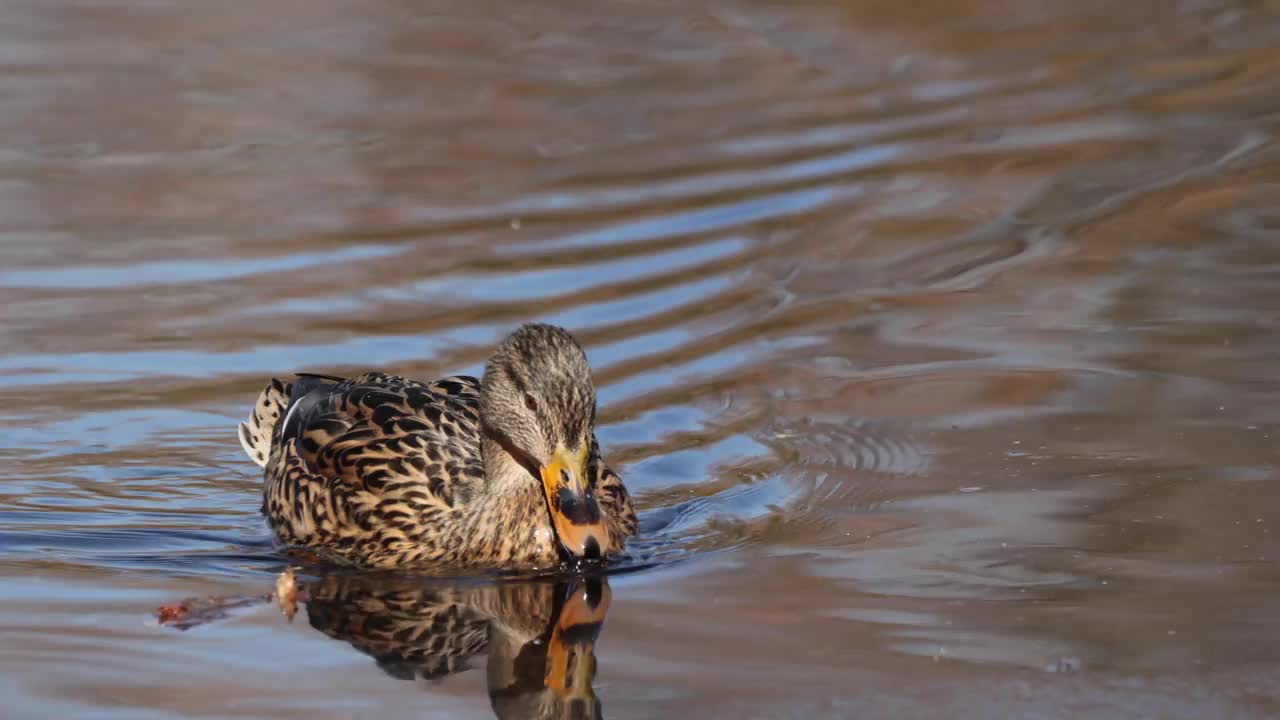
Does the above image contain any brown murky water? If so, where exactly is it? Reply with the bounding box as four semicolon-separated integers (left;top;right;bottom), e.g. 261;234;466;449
3;1;1280;717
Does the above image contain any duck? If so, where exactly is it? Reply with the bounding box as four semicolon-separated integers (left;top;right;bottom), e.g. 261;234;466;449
237;323;637;569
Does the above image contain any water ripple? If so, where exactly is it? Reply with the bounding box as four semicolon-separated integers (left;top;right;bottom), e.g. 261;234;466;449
0;244;407;289
3;4;1280;709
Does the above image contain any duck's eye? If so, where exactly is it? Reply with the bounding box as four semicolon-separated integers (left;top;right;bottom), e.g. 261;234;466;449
524;393;538;412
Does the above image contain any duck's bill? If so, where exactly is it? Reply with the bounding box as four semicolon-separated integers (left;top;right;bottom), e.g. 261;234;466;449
540;445;608;561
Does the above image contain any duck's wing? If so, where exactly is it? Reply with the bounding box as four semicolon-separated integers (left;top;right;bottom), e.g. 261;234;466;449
240;373;479;467
284;372;482;492
246;372;486;561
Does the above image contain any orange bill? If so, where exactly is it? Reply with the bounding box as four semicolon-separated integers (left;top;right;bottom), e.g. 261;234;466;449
539;444;608;560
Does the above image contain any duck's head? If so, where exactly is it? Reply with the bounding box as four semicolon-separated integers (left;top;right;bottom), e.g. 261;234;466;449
480;323;609;562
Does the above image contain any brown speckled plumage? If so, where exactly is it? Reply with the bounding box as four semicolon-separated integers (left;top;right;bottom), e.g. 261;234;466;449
238;324;637;569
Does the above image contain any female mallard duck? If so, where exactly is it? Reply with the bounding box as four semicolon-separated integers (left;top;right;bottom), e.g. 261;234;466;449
237;323;637;569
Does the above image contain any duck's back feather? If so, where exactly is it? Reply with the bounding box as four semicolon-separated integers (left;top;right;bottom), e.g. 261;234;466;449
245;373;491;563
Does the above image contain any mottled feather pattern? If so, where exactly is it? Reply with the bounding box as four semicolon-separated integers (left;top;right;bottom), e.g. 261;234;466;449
241;371;636;569
590;436;638;539
238;377;291;468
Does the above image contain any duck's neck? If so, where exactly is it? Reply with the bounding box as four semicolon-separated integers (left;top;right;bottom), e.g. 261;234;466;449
456;434;558;566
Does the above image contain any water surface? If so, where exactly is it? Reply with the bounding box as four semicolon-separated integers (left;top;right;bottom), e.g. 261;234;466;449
3;1;1280;717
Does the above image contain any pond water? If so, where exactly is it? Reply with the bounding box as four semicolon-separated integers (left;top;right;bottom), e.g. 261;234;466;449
3;1;1280;717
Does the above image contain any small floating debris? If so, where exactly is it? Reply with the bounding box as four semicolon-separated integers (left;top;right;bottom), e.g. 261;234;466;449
154;567;305;629
154;593;271;630
1045;656;1082;673
275;567;299;621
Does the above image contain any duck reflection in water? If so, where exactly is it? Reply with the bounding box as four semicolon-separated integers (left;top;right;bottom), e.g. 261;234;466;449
298;572;610;720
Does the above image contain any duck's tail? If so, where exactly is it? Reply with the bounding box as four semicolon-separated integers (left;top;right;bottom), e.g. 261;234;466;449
239;374;347;468
238;378;293;468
